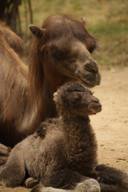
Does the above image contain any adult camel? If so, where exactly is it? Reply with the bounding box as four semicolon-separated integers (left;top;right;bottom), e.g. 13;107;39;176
0;15;100;164
0;21;23;56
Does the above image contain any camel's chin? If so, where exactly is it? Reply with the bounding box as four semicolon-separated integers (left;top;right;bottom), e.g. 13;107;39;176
88;107;101;115
87;109;96;115
81;73;101;87
78;77;98;88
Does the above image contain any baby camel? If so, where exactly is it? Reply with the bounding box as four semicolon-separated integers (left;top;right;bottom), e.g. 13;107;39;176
0;82;101;192
0;82;128;192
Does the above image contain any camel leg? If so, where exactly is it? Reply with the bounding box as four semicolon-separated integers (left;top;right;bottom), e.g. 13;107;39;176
99;183;118;192
0;146;25;187
0;143;10;165
0;156;8;166
76;178;101;192
31;178;101;192
31;184;71;192
25;177;39;188
96;164;128;192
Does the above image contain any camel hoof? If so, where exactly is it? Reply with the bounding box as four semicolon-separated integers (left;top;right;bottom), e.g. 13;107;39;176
25;177;39;188
0;144;11;166
31;184;41;192
0;144;11;156
0;156;8;166
75;178;101;192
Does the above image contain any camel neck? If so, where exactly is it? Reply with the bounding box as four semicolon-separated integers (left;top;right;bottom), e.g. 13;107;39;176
61;114;97;175
40;80;57;120
62;115;90;125
20;77;57;135
62;115;90;138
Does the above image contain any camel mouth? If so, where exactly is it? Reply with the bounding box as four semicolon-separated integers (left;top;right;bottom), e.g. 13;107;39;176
74;72;101;88
88;103;102;114
75;76;97;88
79;78;95;88
65;73;96;88
82;74;101;87
60;68;100;88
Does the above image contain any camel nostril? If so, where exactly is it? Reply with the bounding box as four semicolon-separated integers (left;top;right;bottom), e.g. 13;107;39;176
84;61;98;73
92;62;98;72
88;99;102;114
92;98;99;103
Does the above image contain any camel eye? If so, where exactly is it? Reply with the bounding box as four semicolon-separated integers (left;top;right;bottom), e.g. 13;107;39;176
88;46;96;53
69;57;76;63
52;46;69;60
52;48;66;61
52;46;73;61
67;84;85;92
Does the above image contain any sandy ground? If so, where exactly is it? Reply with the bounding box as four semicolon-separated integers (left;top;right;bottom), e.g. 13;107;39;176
0;67;128;191
91;67;128;171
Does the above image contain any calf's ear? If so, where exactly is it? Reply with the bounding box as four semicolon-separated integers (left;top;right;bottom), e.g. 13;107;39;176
29;24;46;39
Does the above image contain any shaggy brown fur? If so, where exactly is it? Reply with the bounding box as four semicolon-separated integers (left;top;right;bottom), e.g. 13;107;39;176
28;14;100;122
96;164;128;192
0;82;128;192
0;35;28;147
0;14;100;160
0;82;101;192
0;21;23;56
0;13;100;146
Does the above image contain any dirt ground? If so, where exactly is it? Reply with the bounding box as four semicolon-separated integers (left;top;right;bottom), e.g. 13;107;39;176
91;67;128;171
0;67;128;191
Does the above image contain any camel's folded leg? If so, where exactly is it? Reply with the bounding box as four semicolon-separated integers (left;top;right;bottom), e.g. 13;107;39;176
99;183;118;192
25;177;39;188
0;156;8;166
0;144;11;165
31;178;101;192
74;178;101;192
31;184;70;192
0;146;25;187
96;164;128;192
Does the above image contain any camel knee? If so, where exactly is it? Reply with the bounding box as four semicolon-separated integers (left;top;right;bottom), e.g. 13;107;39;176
75;178;101;192
25;177;39;188
31;184;69;192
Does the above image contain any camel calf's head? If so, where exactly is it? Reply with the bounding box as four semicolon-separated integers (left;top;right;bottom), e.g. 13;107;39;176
54;82;102;116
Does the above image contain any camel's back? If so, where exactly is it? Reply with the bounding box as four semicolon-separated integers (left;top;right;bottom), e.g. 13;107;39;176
22;120;66;180
0;38;28;146
0;22;24;56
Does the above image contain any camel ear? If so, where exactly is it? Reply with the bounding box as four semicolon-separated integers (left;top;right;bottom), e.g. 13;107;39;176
29;24;46;39
53;91;58;103
81;17;86;26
